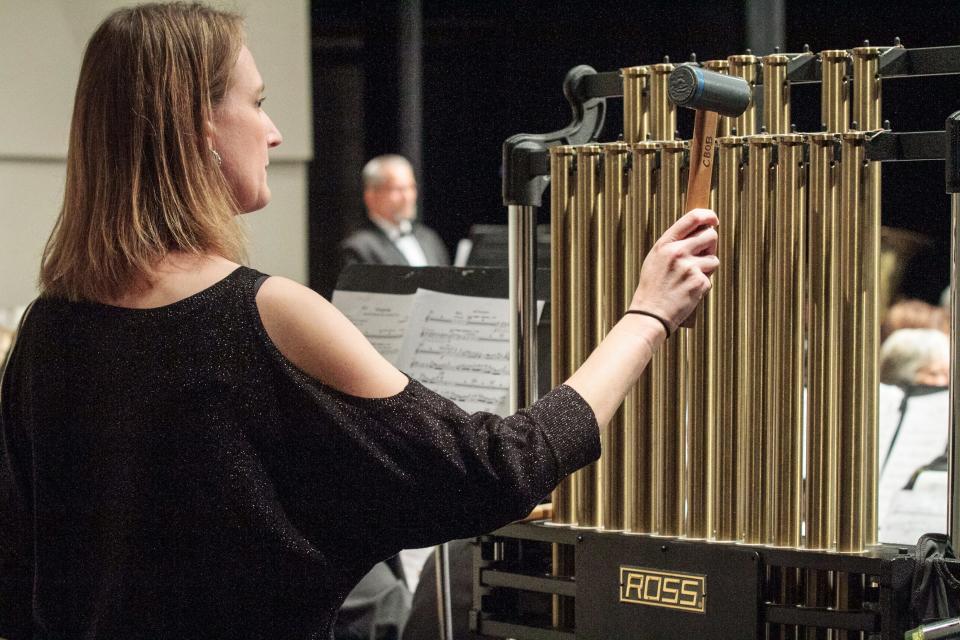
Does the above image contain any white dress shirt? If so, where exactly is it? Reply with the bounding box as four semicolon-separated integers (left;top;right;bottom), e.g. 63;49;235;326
371;217;429;266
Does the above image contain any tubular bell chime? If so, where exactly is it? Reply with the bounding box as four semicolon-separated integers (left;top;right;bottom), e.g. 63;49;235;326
490;43;960;640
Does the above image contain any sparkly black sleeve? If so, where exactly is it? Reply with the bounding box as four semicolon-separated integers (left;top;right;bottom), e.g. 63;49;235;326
267;371;599;562
247;283;599;563
331;379;599;556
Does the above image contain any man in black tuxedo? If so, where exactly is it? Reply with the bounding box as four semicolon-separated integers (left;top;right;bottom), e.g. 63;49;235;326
334;155;449;640
339;155;450;267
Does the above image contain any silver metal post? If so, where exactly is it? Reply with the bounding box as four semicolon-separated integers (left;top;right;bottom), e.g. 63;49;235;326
434;205;537;640
506;203;537;639
508;204;539;412
949;193;960;541
434;543;454;640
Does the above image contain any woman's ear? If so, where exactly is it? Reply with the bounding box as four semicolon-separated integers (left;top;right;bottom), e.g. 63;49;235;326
204;120;222;166
204;118;216;148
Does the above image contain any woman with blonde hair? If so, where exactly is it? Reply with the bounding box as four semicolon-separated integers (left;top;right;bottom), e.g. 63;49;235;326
0;3;718;638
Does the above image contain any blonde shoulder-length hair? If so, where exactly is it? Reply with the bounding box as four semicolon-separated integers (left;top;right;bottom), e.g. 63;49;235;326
40;2;247;302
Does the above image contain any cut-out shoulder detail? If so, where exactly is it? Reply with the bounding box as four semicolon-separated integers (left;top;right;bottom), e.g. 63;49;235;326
3;260;602;638
253;276;409;398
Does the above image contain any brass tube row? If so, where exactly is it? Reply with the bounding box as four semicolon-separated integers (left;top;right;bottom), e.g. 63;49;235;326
547;47;882;556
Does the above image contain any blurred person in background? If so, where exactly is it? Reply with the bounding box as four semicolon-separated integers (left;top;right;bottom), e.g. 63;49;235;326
879;328;950;388
880;298;948;344
0;3;719;637
338;155;449;269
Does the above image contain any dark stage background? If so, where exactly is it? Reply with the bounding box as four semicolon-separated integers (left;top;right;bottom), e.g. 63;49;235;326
309;0;960;302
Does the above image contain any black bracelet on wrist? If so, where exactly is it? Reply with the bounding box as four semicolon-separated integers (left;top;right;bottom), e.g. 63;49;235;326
624;309;672;339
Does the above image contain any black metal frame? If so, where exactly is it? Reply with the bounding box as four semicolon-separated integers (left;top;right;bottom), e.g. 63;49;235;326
472;522;916;640
489;44;960;640
502;44;960;209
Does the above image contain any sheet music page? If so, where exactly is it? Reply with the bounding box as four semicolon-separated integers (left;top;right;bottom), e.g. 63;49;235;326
880;471;947;544
395;289;544;416
877;388;949;543
331;290;416;366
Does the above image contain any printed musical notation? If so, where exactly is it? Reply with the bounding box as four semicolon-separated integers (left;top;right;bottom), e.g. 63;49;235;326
333;287;542;415
396;290;524;414
330;290;415;365
409;359;508;376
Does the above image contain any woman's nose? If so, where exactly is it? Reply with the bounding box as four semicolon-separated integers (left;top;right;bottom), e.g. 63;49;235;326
265;113;282;148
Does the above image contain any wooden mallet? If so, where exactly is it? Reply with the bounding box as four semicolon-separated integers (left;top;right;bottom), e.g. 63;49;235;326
668;64;752;211
668;65;751;326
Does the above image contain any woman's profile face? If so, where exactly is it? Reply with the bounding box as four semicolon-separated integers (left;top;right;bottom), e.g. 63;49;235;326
210;45;283;213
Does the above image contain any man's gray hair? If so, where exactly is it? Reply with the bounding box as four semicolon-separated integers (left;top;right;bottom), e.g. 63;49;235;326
879;328;949;387
362;154;414;190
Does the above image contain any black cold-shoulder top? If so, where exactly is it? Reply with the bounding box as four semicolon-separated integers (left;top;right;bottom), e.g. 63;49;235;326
0;266;599;640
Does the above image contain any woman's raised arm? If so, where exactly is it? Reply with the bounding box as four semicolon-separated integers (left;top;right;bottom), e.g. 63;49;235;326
256;207;719;426
566;207;719;425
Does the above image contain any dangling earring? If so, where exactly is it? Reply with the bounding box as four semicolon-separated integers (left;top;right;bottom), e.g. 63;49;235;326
211;148;223;166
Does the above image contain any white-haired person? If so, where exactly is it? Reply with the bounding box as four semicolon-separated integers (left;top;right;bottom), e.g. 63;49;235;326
0;3;718;638
339;154;450;268
879;328;950;388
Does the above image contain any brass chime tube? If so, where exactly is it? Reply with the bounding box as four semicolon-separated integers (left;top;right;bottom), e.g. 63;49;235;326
650;62;677;141
852;46;883;132
762;54;791;135
837;131;868;630
625;142;660;533
737;135;776;545
572;145;602;528
688;61;732;542
601;143;629;531
821;50;850;133
686;168;718;540
686;311;716;539
550;146;577;526
623;66;651;144
728;55;759;136
651;140;687;537
704;60;733;138
803;132;840;640
805;133;841;551
712;136;745;541
549;146;576;631
767;134;805;548
837;131;868;553
853;45;882;547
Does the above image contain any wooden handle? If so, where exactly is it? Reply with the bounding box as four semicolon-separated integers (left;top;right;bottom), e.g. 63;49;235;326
680;109;720;329
686;109;720;211
517;502;553;522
